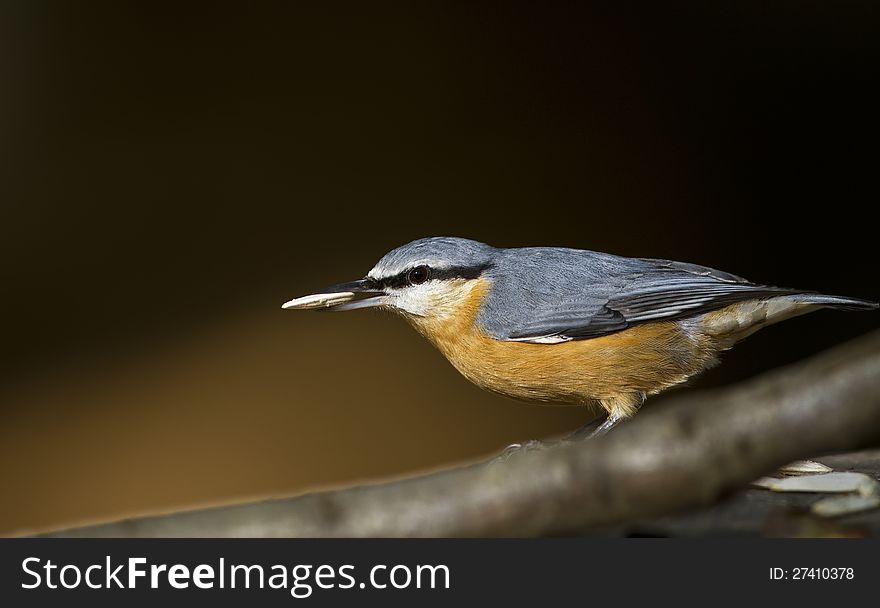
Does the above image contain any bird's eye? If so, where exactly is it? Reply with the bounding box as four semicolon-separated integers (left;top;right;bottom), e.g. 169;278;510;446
407;265;430;285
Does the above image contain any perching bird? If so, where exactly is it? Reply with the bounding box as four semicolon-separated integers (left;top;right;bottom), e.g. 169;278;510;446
282;237;877;436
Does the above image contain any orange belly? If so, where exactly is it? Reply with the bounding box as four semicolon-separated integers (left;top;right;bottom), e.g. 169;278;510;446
402;278;718;414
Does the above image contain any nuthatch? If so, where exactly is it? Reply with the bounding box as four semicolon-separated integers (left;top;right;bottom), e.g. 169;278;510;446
283;237;877;436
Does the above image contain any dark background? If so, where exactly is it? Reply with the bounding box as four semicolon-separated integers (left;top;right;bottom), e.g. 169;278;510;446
1;2;877;535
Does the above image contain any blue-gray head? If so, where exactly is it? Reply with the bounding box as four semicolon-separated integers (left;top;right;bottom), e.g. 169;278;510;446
282;237;496;318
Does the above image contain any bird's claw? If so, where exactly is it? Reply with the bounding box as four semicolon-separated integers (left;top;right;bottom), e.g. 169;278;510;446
489;439;549;465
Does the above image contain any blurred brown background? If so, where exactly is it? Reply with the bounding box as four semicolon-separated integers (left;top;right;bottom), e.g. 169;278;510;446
1;2;877;535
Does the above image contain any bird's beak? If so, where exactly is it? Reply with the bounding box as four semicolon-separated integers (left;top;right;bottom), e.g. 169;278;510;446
281;279;389;311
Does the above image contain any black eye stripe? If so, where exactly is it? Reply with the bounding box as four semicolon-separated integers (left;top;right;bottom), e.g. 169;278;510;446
374;263;491;290
378;273;412;290
433;263;491;281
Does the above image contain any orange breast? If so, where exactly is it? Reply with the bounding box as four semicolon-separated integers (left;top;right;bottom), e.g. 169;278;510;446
403;278;716;408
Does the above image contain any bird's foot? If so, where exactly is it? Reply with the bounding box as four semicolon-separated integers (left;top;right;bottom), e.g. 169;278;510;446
488;412;624;466
565;415;604;440
565;413;622;442
489;439;552;465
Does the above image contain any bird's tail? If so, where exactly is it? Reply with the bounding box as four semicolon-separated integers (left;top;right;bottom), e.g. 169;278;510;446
698;291;876;347
787;293;878;312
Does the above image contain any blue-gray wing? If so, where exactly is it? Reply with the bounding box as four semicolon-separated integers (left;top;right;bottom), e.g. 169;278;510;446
477;249;797;343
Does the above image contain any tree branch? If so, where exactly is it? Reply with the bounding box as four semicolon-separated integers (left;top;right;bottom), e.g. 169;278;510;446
44;330;880;537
